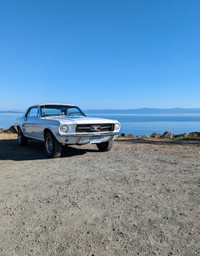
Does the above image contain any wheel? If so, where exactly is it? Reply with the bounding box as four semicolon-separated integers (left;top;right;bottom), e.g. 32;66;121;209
18;128;28;146
96;140;113;152
44;131;62;158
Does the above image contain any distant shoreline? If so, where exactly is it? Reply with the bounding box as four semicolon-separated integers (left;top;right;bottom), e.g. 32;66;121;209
0;111;23;114
1;108;200;115
85;108;200;114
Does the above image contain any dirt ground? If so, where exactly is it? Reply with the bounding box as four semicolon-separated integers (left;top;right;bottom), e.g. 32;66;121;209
0;134;200;256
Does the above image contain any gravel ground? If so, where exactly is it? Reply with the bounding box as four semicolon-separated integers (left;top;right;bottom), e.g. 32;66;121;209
0;134;200;256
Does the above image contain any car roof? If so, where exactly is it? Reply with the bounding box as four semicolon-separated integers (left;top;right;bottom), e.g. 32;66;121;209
39;103;76;107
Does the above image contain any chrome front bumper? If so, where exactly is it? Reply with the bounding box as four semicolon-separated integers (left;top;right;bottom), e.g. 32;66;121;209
55;132;119;144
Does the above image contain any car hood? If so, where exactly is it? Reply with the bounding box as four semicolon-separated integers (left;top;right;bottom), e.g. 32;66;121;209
46;116;118;125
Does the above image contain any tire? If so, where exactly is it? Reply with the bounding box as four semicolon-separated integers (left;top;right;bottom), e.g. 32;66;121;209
97;140;113;152
44;131;62;158
18;128;28;146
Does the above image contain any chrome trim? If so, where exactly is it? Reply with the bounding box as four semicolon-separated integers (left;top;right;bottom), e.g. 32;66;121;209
55;132;119;137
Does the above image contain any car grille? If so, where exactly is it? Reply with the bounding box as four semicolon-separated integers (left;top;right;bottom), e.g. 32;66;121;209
76;123;115;133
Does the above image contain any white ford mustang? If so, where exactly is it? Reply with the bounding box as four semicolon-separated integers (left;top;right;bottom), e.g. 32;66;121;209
14;104;120;158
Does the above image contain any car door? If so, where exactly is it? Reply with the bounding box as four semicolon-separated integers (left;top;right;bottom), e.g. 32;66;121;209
23;107;40;138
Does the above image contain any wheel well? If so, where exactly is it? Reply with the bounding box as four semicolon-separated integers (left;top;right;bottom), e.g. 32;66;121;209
44;128;52;138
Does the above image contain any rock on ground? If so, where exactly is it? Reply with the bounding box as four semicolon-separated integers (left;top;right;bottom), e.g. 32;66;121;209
151;132;163;138
163;131;174;139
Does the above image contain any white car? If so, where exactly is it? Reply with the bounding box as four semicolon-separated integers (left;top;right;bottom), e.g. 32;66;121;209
14;104;120;158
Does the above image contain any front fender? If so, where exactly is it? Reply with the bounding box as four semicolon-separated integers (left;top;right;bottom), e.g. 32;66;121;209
43;125;59;138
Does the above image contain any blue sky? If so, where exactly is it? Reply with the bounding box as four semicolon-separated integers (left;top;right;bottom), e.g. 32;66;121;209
0;0;200;110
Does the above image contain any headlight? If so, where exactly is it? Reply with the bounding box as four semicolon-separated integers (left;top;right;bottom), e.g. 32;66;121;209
59;125;68;134
115;123;120;131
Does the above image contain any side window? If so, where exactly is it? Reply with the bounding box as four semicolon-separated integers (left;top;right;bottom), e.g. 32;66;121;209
27;107;39;118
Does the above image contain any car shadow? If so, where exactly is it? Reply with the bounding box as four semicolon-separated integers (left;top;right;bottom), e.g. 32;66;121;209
0;139;97;161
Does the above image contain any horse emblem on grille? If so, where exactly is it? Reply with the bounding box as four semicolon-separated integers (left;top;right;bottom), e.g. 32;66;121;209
91;125;101;131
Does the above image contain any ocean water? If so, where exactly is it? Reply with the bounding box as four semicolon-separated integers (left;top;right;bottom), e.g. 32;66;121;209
1;112;200;136
0;113;22;130
87;113;200;136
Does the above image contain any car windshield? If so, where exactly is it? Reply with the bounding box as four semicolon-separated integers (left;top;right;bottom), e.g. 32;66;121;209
40;105;86;117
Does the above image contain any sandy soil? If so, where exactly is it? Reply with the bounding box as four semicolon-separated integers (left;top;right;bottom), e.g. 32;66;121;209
0;135;200;256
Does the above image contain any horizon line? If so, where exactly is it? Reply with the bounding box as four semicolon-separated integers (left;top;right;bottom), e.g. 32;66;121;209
1;107;200;112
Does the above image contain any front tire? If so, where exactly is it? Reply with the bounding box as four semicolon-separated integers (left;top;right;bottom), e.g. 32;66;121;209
18;128;28;146
97;140;113;152
44;132;62;158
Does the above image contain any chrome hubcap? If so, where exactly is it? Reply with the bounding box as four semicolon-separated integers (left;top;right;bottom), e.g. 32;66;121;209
46;136;53;154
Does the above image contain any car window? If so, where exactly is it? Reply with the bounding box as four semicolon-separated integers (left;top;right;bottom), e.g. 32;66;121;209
41;108;61;116
27;107;39;118
67;107;83;116
40;105;86;117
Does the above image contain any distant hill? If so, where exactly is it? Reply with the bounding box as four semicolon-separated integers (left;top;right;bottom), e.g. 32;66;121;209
85;108;200;114
0;111;23;113
1;108;200;115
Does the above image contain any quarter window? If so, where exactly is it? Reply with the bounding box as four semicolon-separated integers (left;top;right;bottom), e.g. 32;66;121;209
27;107;39;118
